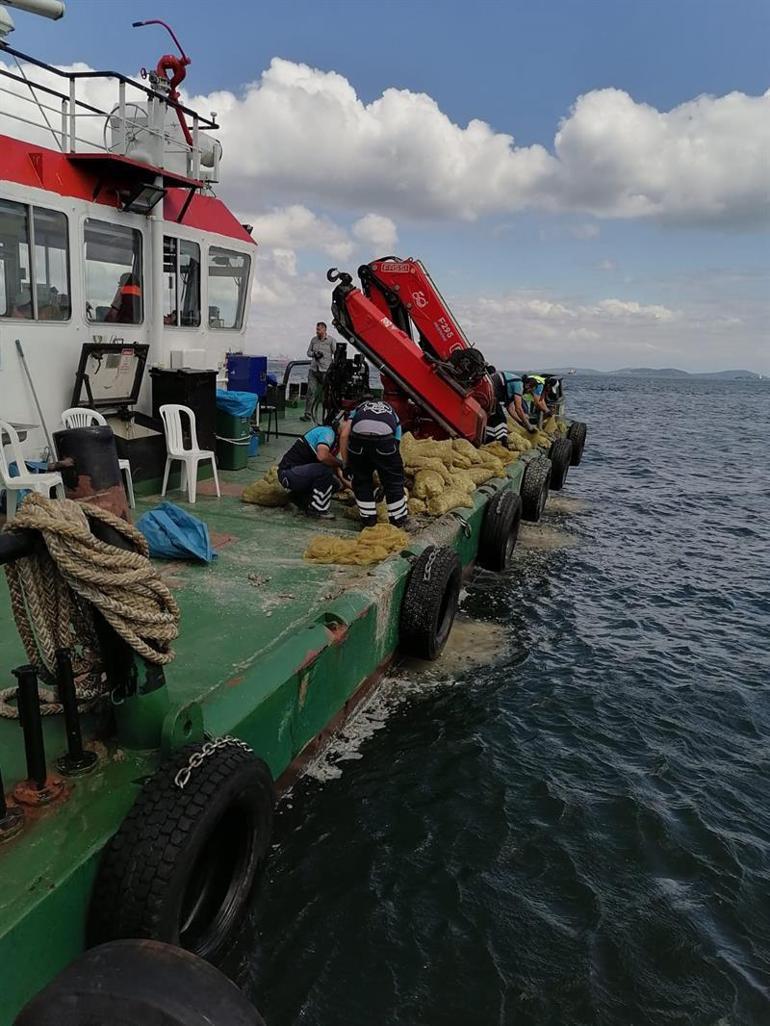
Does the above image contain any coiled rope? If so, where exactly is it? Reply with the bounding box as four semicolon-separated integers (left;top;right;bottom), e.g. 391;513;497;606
1;494;179;718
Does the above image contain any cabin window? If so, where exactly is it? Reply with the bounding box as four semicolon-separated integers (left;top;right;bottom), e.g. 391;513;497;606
0;199;71;321
208;247;249;329
84;219;143;324
163;237;201;327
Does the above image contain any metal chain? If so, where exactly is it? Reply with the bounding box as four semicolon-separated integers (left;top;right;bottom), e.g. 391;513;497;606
422;547;439;582
173;735;253;790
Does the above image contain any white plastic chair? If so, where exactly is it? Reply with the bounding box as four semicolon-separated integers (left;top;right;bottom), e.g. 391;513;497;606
61;407;135;508
159;404;220;504
0;420;65;522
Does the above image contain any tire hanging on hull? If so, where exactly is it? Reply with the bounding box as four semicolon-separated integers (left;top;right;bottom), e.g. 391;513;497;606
89;739;274;962
14;940;266;1026
521;457;552;522
477;490;522;571
400;545;461;660
548;437;573;491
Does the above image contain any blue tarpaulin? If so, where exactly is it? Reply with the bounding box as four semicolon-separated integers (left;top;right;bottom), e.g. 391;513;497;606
136;502;217;563
215;389;258;418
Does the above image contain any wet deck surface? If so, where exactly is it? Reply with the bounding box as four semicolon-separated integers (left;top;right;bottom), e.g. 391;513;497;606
0;412;367;785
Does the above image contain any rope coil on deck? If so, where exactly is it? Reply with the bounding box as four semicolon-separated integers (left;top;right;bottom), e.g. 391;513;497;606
1;494;180;718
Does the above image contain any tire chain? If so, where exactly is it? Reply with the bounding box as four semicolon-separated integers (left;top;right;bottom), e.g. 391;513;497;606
422;547;439;582
174;735;253;790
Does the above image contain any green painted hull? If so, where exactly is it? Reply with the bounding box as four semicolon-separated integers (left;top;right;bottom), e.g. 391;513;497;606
0;416;540;1023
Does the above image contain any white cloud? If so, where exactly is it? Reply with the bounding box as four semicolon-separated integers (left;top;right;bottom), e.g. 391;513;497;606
186;61;769;229
242;253;765;371
453;285;769;371
352;213;398;253
243;205;353;261
2;57;767;229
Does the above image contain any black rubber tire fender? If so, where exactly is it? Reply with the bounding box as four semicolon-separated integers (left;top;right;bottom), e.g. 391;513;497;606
567;420;587;465
477;489;523;571
548;437;573;491
14;939;265;1026
400;545;461;660
89;741;274;963
520;456;552;522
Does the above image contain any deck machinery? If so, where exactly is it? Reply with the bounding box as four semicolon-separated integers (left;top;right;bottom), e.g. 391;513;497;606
328;258;496;445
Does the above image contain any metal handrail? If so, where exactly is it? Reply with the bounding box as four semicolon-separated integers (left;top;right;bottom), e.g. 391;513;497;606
281;359;311;387
0;41;218;177
0;42;219;129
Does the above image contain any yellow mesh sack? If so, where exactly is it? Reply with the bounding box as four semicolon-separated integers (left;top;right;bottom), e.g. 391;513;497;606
465;465;497;485
413;469;445;499
481;441;518;466
451;438;483;465
242;466;291;506
304;524;408;565
427;489;474;515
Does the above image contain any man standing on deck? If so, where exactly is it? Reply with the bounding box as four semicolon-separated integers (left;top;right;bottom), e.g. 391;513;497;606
303;321;336;423
485;370;538;442
337;399;409;529
277;421;346;519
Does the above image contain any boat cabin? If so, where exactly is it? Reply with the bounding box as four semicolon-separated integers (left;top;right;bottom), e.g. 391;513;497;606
0;32;256;459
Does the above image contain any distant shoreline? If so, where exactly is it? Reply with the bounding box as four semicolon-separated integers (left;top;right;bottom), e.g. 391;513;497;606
541;367;761;380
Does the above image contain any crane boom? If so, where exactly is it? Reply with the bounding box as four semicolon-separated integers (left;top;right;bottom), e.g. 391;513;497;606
328;270;487;445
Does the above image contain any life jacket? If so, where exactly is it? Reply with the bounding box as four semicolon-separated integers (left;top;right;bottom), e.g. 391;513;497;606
110;278;142;323
523;374;546;404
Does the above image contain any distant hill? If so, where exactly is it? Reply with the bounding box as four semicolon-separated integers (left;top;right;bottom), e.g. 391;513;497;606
540;367;760;380
615;367;759;380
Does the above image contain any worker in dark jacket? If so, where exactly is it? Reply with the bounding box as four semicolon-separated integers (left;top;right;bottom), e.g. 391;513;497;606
338;399;408;528
485;370;537;443
277;423;345;519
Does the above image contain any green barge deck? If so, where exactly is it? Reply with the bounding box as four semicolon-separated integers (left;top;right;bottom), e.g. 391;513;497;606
0;412;528;1023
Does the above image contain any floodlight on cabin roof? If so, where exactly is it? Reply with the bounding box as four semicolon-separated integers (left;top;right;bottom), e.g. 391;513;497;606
120;183;166;215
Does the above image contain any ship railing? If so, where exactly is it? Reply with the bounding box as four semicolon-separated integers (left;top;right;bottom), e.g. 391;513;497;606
0;43;219;182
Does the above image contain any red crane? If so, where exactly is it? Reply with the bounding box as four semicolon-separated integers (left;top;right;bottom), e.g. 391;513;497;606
358;257;496;420
328;266;488;445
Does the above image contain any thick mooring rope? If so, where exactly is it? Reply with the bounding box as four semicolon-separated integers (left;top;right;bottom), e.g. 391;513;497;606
1;494;180;718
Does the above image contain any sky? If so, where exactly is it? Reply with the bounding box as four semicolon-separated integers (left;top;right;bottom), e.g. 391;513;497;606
4;0;769;372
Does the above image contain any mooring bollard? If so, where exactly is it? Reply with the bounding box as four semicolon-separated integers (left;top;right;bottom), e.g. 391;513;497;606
14;664;47;790
55;649;98;776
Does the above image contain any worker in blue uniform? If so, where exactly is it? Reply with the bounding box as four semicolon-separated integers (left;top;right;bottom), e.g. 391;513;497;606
277;423;345;519
485;370;537;443
337;399;409;528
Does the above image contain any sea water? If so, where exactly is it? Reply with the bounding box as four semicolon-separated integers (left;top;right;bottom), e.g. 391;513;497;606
244;375;770;1026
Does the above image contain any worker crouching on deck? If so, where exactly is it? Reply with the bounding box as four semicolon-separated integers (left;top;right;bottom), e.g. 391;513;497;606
277;423;345;520
338;399;409;529
523;374;553;424
485;370;538;443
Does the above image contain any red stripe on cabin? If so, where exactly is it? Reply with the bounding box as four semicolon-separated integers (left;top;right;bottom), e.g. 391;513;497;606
0;134;256;246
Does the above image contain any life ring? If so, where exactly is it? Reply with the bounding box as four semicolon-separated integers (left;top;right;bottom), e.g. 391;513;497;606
14;939;265;1025
547;437;573;491
520;456;552;522
399;545;461;660
567;421;587;465
89;738;274;962
477;489;523;571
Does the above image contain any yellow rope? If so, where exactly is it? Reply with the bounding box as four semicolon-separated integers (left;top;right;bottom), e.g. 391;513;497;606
1;494;180;718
